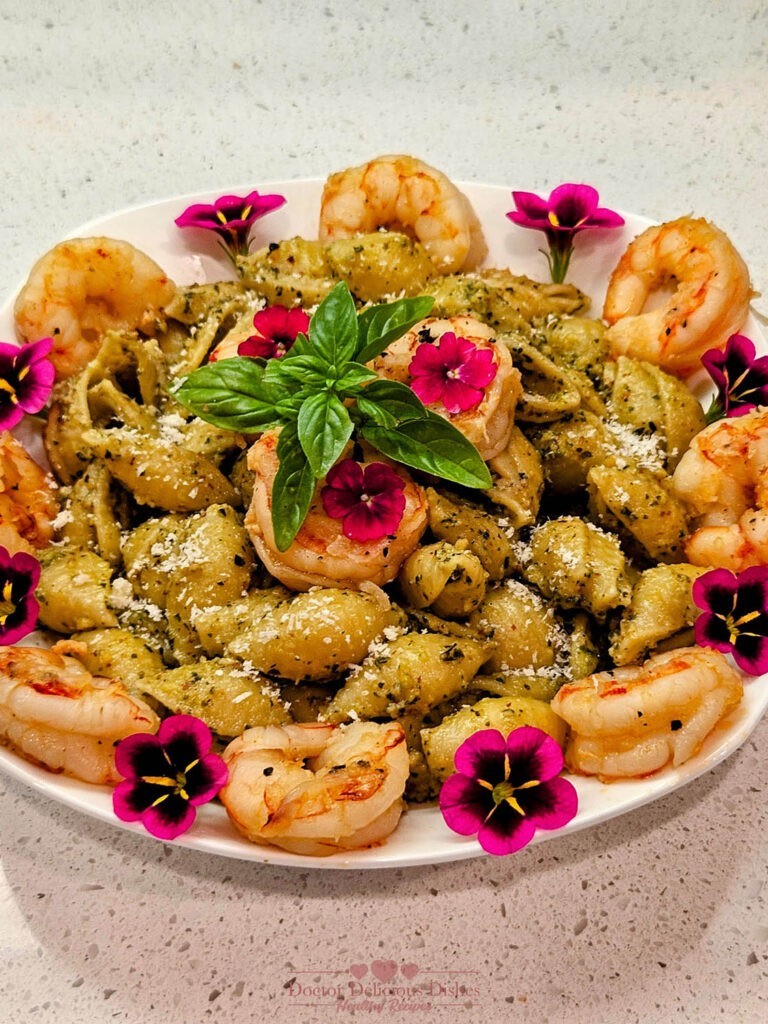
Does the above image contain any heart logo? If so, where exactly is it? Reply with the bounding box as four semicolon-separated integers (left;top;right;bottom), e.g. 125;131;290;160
371;959;398;982
401;963;419;979
349;964;368;979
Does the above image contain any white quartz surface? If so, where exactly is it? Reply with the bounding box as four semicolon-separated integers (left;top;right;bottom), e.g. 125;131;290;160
1;1;767;1021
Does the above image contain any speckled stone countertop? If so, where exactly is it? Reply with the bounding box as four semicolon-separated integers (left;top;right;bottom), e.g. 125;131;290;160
1;2;767;1022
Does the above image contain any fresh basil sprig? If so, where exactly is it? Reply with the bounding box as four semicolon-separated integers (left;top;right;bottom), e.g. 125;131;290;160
172;282;492;550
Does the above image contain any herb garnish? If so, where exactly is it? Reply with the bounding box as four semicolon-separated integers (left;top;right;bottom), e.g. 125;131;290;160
172;282;492;551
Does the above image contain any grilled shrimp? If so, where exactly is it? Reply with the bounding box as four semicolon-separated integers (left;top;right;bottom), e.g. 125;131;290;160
603;217;751;375
318;155;486;274
0;431;57;555
14;237;177;380
551;647;743;780
245;432;428;591
0;644;159;784
219;720;409;856
371;315;521;460
672;407;768;571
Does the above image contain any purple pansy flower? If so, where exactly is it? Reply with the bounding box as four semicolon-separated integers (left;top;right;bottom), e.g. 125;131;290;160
175;190;286;263
0;546;40;645
321;459;406;543
113;715;228;840
238;305;311;360
693;566;768;675
702;334;768;423
408;332;497;414
439;726;578;856
506;183;624;283
0;337;55;432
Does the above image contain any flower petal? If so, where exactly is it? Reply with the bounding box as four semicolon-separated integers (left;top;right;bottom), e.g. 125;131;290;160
159;714;214;767
549;183;600;227
113;778;163;820
453;728;507;782
692;568;738;616
694;612;734;654
732;632;768;675
478;802;536;856
439;773;493;835
519;775;579;830
187;752;229;805
114;732;166;781
505;726;566;784
142;796;197;840
508;190;550;229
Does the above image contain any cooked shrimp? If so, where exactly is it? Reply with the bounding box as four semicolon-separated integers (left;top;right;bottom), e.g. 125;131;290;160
0;431;57;554
672;407;768;571
603;217;751;375
318;155;486;274
551;646;743;780
219;720;409;856
0;644;159;785
245;432;428;591
14;237;177;380
371;315;521;460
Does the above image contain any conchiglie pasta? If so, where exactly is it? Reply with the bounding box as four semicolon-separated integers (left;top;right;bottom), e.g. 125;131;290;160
325;631;490;723
426;487;518;580
224;589;406;682
486;425;544;526
588;463;689;562
469;580;560;674
398;540;488;617
136;658;290;737
609;563;707;666
524;517;633;618
606;356;706;470
37;547;118;633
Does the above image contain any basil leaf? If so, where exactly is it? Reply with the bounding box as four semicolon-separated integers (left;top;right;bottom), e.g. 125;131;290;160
361;412;492;489
333;362;379;395
356;396;397;428
272;424;316;551
360;379;428;423
172;358;285;432
356;295;435;363
265;353;329;389
308;282;359;366
286;331;312;357
297;391;354;478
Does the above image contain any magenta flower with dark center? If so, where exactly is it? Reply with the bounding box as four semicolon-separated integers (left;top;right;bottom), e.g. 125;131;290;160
0;337;55;432
439;726;578;856
321;459;406;543
408;332;497;415
113;715;228;840
693;566;768;675
506;183;624;284
0;546;40;645
175;190;286;261
238;305;311;360
702;334;768;423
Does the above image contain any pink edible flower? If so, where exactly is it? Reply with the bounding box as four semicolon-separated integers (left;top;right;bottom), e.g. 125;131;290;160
175;190;286;261
238;306;310;360
113;715;228;840
408;332;497;415
439;727;578;856
0;546;40;645
321;459;406;542
693;566;768;675
702;334;768;423
0;337;55;432
506;183;624;283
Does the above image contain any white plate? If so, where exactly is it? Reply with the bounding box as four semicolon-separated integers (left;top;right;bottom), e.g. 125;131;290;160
0;181;766;870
